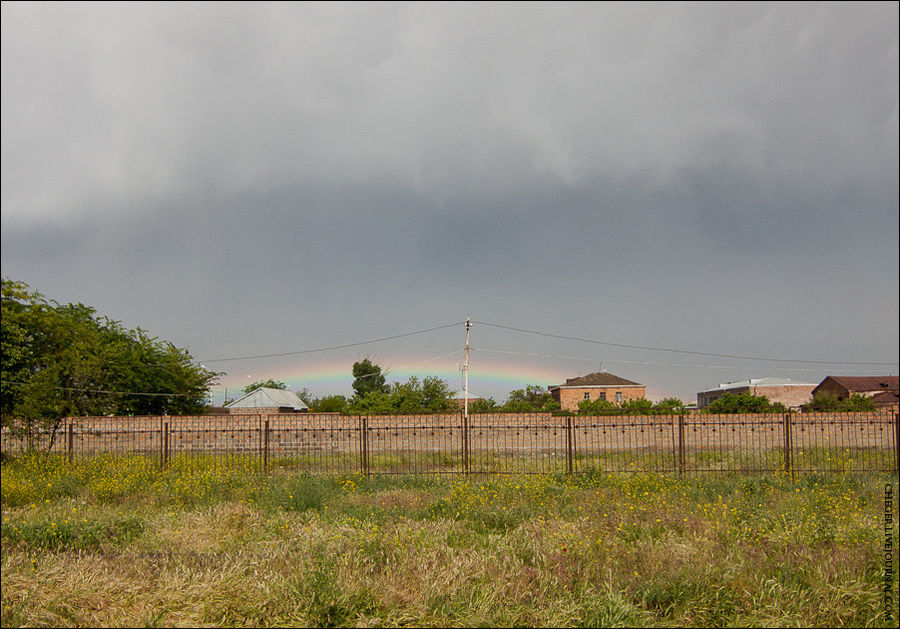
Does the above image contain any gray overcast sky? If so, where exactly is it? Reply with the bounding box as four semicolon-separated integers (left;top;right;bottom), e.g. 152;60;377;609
2;2;898;404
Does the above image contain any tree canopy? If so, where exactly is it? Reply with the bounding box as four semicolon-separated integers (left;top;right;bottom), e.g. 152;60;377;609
1;279;219;428
348;375;455;414
242;379;286;394
805;392;875;412
704;392;785;414
351;358;388;398
577;395;687;415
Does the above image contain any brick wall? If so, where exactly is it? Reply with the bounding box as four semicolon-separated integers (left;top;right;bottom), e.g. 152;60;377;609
555;386;646;411
699;385;815;409
2;411;895;469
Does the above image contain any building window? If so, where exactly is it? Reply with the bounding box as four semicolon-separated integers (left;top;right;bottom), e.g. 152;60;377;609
584;392;591;400
599;392;606;401
616;391;623;404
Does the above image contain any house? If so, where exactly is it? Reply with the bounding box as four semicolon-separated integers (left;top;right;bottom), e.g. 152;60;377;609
224;387;309;414
696;377;816;410
549;372;645;411
871;390;899;410
811;376;899;402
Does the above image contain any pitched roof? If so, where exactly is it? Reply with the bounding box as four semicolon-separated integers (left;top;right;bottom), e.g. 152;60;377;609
551;372;643;388
449;391;482;400
225;387;309;410
871;391;899;406
700;377;816;393
816;376;898;393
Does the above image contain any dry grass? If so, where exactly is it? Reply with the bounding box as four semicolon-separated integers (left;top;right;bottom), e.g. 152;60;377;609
1;454;897;627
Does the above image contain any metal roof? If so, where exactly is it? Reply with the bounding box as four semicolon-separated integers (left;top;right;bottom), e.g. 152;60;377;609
702;377;816;393
225;387;309;410
449;390;482;400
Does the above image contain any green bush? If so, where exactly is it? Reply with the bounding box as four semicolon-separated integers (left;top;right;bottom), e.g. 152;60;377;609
705;392;785;414
806;392;876;412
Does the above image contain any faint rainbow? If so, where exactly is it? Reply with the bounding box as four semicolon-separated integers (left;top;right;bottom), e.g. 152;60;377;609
217;355;570;394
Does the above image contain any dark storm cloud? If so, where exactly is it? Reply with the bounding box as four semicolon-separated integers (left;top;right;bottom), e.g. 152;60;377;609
2;2;897;400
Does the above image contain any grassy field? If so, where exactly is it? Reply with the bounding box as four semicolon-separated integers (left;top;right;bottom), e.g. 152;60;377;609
1;453;897;627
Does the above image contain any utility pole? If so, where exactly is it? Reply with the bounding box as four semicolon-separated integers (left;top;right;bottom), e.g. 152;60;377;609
464;315;471;420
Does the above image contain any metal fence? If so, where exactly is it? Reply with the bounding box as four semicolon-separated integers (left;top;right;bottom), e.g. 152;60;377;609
2;411;897;477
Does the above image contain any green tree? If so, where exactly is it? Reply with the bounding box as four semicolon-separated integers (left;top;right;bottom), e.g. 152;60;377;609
243;379;286;394
388;376;426;413
806;392;842;412
308;394;350;413
351;358;388;398
468;397;499;413
347;374;455;414
844;393;876;412
705;392;785;414
502;385;553;412
421;376;454;412
348;390;395;414
578;397;617;413
807;392;875;412
620;397;654;413
1;279;219;448
653;398;686;414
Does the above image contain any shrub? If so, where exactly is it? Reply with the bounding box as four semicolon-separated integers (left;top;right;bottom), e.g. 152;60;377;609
705;392;785;414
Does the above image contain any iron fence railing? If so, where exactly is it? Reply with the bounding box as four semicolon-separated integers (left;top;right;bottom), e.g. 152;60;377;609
2;411;897;477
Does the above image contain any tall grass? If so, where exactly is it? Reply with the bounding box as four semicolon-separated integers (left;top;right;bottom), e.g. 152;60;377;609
1;453;897;627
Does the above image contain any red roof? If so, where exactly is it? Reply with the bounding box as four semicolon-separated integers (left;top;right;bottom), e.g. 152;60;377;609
871;391;899;406
551;372;643;388
817;376;898;393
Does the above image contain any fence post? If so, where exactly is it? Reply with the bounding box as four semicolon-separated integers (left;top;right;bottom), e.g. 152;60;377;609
669;414;677;475
163;421;169;468
894;412;899;476
67;422;74;464
678;412;685;477
159;417;164;468
263;419;269;472
462;411;470;476
783;412;793;481
359;415;369;477
565;415;573;475
572;415;578;474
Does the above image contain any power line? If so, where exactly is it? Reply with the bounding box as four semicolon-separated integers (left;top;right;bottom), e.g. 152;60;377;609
198;322;465;364
0;380;197;397
471;346;884;375
471;320;898;367
348;349;465;381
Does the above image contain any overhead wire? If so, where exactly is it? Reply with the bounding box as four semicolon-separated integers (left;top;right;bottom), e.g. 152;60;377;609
470;346;889;374
0;380;196;397
198;321;465;363
7;317;896;401
471;319;897;366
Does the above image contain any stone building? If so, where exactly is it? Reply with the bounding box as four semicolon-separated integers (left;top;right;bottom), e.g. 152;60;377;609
811;376;899;402
696;377;816;410
549;372;645;412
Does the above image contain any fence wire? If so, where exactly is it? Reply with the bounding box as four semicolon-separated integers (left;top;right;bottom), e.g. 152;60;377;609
2;411;897;477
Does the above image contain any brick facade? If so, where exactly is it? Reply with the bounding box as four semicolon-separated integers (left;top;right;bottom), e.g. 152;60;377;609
812;376;899;401
698;383;815;410
549;372;647;412
553;385;646;411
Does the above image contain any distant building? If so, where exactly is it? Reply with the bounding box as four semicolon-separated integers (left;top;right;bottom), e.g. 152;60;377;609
811;376;899;402
225;387;309;414
549;372;645;412
448;391;483;409
697;377;816;410
871;390;899;410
